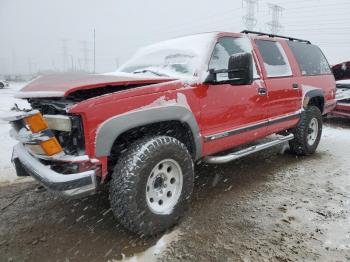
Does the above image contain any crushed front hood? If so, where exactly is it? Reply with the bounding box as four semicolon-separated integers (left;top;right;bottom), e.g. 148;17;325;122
16;73;176;98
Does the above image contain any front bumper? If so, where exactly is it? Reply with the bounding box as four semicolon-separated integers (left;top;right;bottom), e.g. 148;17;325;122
13;143;97;197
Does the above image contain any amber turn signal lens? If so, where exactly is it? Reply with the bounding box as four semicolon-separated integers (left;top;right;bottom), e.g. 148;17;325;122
25;113;48;133
40;138;62;156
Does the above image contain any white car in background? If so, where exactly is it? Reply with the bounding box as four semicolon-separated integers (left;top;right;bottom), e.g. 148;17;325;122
0;80;9;88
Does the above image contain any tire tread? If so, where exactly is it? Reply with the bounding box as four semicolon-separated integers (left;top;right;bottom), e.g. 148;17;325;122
109;136;193;235
289;106;322;155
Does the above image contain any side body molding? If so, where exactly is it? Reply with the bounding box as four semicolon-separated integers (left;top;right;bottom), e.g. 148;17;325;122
95;105;202;159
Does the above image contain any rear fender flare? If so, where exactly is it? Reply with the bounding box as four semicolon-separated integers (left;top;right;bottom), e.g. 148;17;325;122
301;85;325;112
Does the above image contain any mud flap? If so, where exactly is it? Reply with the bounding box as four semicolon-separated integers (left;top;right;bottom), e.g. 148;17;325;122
12;150;30;177
13;158;30;177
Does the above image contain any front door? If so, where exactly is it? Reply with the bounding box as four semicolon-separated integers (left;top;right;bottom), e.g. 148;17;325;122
200;36;269;155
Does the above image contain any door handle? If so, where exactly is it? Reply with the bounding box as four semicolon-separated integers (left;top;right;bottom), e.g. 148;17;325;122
258;87;267;96
293;83;299;89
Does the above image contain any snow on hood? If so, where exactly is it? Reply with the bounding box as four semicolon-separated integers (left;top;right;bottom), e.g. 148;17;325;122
15;73;176;99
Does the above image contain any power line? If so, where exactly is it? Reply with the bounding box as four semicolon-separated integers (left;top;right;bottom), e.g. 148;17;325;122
283;2;350;11
152;3;350;35
286;30;350;34
27;58;35;75
60;39;69;72
149;12;243;37
151;6;243;33
93;29;96;73
284;20;350;27
80;40;91;72
273;0;350;7
272;0;318;5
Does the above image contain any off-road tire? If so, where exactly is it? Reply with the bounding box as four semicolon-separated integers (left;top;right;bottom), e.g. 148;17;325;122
289;106;322;155
0;83;4;89
109;136;194;236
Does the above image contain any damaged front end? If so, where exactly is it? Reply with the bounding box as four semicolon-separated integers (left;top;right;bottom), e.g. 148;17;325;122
4;74;177;196
330;62;350;118
332;61;350;81
332;83;350;118
3;105;100;197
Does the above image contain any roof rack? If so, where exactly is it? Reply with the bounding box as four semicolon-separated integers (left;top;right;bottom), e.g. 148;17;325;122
241;30;311;44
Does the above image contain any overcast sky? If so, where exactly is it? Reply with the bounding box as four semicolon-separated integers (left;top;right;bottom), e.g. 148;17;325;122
1;0;350;75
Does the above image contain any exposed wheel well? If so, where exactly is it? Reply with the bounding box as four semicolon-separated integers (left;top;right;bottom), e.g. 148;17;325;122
307;96;324;113
107;120;196;175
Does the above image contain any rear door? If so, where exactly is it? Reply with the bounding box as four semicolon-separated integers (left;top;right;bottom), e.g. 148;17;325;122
254;39;301;133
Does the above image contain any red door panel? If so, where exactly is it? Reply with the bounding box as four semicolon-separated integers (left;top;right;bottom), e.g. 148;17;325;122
253;39;302;133
199;79;269;156
264;77;301;118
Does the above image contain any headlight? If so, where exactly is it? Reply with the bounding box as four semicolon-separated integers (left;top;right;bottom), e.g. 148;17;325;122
44;115;72;132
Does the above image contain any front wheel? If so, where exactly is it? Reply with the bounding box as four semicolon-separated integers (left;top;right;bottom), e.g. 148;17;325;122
289;106;322;155
109;136;194;236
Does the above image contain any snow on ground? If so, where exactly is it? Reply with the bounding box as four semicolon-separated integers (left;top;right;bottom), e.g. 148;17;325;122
0;82;32;183
337;79;350;84
2;118;350;261
120;230;180;261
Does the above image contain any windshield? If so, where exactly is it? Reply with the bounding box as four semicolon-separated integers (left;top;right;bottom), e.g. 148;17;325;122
118;33;216;78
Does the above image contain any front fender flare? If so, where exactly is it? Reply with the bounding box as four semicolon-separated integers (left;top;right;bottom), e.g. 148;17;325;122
95;106;202;159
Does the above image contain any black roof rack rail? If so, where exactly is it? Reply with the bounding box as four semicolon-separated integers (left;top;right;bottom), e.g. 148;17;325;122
241;30;311;44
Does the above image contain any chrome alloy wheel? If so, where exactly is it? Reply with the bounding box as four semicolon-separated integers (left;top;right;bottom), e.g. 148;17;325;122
307;118;319;146
146;159;183;215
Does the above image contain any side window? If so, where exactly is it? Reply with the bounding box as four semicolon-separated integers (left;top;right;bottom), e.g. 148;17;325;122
209;37;259;80
287;41;331;76
255;40;292;78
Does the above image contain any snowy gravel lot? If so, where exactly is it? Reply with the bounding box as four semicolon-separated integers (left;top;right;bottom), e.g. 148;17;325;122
0;82;31;183
1;85;350;261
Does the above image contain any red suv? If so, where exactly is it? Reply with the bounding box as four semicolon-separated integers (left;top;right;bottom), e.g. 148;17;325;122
3;30;336;235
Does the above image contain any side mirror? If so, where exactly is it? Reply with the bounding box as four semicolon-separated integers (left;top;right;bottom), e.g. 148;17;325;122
205;52;254;85
228;52;254;85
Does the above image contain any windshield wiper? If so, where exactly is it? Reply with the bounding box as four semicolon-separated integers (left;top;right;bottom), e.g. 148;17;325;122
133;69;169;77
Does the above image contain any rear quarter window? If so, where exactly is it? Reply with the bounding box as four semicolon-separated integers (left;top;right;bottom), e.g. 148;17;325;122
287;41;331;76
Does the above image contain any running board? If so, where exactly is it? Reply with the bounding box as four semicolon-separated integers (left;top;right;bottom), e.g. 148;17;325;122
204;134;294;164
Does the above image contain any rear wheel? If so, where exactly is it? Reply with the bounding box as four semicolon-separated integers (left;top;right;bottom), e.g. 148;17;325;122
289;106;322;155
0;83;4;89
109;136;194;236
